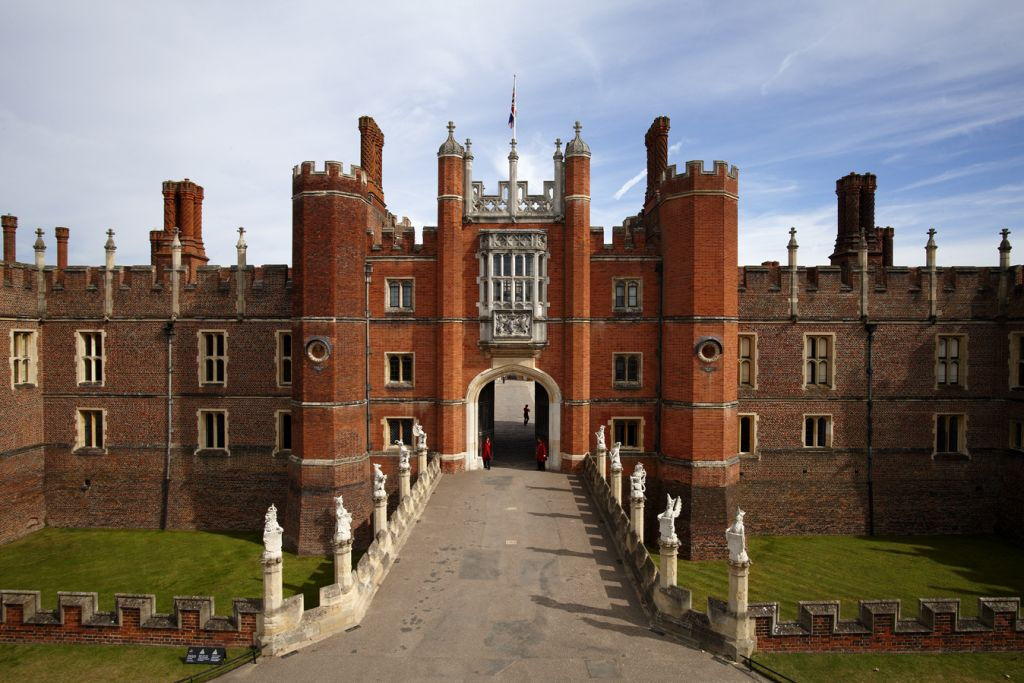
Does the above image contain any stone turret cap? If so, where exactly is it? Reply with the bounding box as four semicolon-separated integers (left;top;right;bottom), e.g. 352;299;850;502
33;228;45;251
564;121;591;157
999;228;1012;253
437;121;465;157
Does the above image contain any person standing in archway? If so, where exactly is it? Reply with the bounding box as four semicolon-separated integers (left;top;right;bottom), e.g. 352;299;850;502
482;436;493;470
535;437;547;471
523;404;530;426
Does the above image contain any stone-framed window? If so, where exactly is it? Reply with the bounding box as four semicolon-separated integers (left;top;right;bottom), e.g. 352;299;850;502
276;331;292;387
198;331;227;386
612;278;641;312
76;408;105;451
610;417;643;450
936;334;966;388
385;417;413;448
76;330;105;385
1009;333;1024;389
934;413;966;455
197;409;228;453
803;333;834;388
386;353;414;387
10;329;38;387
738;333;757;388
613;353;642;387
477;230;549;348
1010;420;1024;452
738;413;758;454
803;414;832;448
386;278;414;312
274;410;292;455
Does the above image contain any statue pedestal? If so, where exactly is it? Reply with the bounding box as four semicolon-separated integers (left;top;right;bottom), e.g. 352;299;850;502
333;538;354;591
595;447;606;481
261;554;283;612
658;538;679;589
399;467;411;502
373;494;388;537
631;496;645;542
610;467;622;507
715;559;755;660
417;447;427;479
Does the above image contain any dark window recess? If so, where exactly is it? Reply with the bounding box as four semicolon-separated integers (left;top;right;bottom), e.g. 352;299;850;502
389;418;413;446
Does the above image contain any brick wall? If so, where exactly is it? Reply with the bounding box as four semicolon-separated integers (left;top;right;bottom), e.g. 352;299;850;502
0;591;258;648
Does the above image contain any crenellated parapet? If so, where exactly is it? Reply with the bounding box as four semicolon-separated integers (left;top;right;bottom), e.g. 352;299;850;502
292;160;370;196
661;159;739;195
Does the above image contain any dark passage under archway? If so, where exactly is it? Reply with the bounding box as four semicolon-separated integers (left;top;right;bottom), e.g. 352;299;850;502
477;375;549;470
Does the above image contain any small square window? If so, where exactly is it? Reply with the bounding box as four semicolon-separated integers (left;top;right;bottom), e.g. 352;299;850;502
386;279;414;311
77;331;105;385
277;331;292;387
804;334;833;388
199;331;227;386
613;353;641;387
936;335;965;387
386;353;414;386
738;414;757;454
935;414;966;455
387;418;413;447
803;415;832;448
738;334;756;388
610;418;643;450
10;330;38;387
198;410;228;452
77;409;104;450
613;278;641;312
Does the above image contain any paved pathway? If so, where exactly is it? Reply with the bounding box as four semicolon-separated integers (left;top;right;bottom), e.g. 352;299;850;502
231;425;754;681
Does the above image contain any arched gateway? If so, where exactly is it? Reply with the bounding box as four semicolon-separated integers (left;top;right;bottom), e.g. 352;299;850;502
464;365;562;472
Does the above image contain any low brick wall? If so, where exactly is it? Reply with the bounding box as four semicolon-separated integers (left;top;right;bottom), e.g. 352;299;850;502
0;591;259;647
752;598;1024;653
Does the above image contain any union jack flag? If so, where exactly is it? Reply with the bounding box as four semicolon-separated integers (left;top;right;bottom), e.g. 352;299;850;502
508;76;516;129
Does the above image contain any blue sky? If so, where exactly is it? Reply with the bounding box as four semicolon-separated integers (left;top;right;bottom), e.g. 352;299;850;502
1;1;1022;269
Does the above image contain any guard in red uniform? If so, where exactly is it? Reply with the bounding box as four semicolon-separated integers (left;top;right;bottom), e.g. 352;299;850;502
535;438;547;471
482;436;493;470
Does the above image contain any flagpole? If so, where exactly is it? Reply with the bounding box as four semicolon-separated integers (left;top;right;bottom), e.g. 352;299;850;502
512;74;517;142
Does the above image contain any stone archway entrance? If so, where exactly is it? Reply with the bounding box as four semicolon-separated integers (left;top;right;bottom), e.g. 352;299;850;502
465;365;561;471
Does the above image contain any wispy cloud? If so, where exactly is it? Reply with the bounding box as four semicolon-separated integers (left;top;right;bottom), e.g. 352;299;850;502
895;157;1024;192
613;169;646;200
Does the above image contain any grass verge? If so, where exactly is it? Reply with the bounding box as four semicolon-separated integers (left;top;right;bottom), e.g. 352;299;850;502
0;528;337;612
657;534;1024;621
752;651;1024;682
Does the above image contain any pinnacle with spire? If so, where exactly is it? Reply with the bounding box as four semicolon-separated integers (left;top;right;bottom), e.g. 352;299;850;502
437;121;465;156
565;120;590;157
1000;228;1012;253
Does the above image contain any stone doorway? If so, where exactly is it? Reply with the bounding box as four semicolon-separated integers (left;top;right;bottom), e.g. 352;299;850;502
465;365;560;471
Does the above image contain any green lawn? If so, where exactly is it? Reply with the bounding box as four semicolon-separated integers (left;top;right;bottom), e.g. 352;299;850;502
661;534;1024;621
0;643;254;682
0;528;335;613
753;651;1024;682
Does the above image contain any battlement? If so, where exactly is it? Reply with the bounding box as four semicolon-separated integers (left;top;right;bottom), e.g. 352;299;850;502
751;597;1023;653
292;160;369;195
0;589;259;648
658;159;739;197
666;159;739;181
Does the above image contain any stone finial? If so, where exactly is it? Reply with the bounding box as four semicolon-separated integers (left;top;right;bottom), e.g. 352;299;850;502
553;138;562;159
262;503;284;561
464;138;473;160
1000;228;1012;253
726;508;749;564
33;228;45;252
565;120;591;157
236;227;247;251
787;227;798;250
104;229;116;252
171;228;182;251
658;494;682;544
334;495;352;544
437;121;465;156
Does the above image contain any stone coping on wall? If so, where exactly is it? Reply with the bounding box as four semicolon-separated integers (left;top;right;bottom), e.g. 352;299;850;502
0;590;259;647
259;456;443;656
751;597;1024;652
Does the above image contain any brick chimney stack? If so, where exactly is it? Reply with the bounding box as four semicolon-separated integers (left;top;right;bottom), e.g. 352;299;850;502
831;172;889;271
150;179;208;281
2;214;16;264
358;116;384;190
55;227;69;284
645;116;671;203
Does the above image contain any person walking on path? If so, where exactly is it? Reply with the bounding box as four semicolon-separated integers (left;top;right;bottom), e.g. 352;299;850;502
523;404;530;425
482;436;493;470
535;437;547;471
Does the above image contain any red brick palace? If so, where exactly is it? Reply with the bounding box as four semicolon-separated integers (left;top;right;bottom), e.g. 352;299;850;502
2;116;1022;558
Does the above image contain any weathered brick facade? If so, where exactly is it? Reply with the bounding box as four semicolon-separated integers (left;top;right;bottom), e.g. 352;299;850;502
2;115;1022;559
